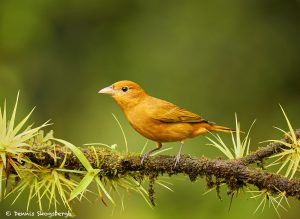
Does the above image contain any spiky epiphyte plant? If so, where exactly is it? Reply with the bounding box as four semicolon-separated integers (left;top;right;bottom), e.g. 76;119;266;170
246;106;297;218
3;106;173;212
248;188;290;217
266;105;300;178
0;92;49;199
206;114;255;159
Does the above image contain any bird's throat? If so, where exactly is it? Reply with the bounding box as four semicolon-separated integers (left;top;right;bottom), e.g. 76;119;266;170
113;93;146;111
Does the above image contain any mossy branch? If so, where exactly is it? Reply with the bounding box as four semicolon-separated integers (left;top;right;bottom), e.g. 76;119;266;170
19;130;300;202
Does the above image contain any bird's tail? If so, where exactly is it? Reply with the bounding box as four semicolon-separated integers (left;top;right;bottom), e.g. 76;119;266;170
209;124;235;133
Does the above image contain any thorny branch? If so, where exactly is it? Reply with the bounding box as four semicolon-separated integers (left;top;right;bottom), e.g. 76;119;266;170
22;130;300;203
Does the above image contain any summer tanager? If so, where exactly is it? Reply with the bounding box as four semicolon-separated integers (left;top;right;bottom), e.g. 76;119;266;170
99;80;233;166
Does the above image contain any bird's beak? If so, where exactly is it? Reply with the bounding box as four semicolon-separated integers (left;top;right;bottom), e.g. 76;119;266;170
98;85;114;95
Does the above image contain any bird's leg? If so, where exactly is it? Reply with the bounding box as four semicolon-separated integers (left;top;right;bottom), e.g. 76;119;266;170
174;141;184;167
141;142;162;164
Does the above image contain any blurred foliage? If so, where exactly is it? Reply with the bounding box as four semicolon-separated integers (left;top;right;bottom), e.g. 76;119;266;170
0;0;300;218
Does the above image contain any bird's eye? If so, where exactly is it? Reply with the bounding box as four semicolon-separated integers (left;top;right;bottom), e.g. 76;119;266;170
121;86;129;92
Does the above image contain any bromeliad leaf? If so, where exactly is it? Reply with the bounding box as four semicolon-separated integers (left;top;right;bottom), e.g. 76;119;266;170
0;92;49;199
69;171;99;201
53;138;94;172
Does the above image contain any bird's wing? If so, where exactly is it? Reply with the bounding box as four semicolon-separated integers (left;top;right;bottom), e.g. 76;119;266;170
147;97;208;123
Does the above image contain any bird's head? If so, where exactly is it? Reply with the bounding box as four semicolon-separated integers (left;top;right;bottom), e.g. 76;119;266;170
99;80;147;110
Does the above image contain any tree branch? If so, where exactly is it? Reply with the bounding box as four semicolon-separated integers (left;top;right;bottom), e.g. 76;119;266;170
238;129;300;165
23;131;300;202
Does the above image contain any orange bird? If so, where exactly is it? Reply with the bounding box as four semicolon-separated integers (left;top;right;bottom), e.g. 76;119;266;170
99;80;233;166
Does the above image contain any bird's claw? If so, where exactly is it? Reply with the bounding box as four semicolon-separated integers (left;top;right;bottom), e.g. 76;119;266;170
140;152;150;164
174;154;181;168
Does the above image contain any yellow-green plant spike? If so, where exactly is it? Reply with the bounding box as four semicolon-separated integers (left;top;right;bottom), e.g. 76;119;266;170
112;113;128;153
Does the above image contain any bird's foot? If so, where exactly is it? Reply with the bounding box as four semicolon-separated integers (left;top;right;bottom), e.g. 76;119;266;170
140;152;150;164
140;145;161;164
174;153;181;167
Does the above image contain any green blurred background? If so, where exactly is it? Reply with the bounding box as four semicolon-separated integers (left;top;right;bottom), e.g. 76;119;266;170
1;0;300;218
